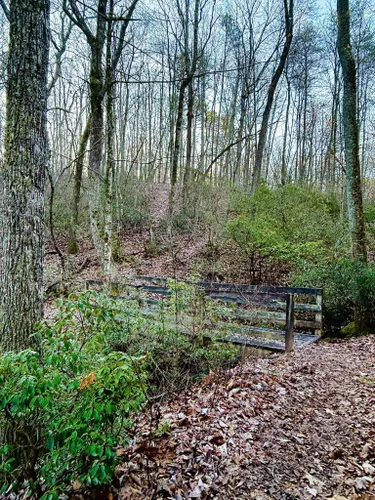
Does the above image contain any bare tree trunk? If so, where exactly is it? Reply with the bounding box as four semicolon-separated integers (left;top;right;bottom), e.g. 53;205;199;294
169;79;189;214
233;79;248;183
183;80;194;196
251;0;293;195
337;0;367;262
67;115;91;254
0;0;50;352
281;70;291;185
103;3;114;281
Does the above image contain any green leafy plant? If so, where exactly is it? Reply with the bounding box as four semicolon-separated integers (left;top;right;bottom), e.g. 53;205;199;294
226;185;348;282
155;420;172;436
101;280;238;393
0;292;147;497
294;259;375;335
0;287;238;496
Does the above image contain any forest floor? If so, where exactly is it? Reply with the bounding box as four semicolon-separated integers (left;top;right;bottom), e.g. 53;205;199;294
44;184;375;498
112;336;375;500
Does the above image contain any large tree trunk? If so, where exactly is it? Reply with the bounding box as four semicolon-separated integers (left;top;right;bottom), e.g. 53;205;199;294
102;2;114;281
337;0;367;262
183;81;194;199
0;0;50;352
87;4;107;260
251;0;293;195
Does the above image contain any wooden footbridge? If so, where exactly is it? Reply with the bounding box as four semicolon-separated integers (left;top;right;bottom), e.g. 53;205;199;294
86;276;323;353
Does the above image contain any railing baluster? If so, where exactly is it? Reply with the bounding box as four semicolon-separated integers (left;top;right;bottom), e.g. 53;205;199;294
285;294;295;353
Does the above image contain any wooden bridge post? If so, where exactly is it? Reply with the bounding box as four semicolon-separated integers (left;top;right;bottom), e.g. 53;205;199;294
315;293;323;336
285;294;295;353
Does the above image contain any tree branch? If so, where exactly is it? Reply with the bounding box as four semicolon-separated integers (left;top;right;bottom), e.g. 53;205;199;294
48;16;73;95
63;0;95;45
0;0;10;22
111;0;140;73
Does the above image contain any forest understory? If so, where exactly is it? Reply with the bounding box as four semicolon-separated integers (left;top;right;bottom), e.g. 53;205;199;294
1;0;375;494
44;182;303;298
67;336;375;500
33;184;375;500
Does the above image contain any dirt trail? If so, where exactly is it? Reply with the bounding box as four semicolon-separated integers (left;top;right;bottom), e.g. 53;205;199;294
116;336;375;499
147;183;170;223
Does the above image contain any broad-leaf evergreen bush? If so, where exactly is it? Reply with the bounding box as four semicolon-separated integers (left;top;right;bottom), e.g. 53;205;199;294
227;184;348;270
0;288;237;496
0;293;147;498
294;259;375;334
225;185;375;333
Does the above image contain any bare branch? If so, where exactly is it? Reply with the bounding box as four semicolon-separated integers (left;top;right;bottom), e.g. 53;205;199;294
48;16;73;95
111;0;140;73
0;0;10;22
63;0;95;45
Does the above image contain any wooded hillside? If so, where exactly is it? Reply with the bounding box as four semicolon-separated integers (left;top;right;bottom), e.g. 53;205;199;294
0;0;375;498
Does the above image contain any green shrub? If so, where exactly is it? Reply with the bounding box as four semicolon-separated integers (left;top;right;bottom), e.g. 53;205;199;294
294;259;375;334
364;202;375;249
226;185;348;278
0;293;147;497
0;287;238;496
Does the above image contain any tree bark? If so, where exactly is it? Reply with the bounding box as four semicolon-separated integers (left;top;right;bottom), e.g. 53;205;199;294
281;70;291;185
102;0;114;281
337;0;367;262
169;79;189;214
0;0;50;351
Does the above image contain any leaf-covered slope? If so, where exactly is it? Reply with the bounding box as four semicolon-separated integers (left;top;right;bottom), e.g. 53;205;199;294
116;337;375;499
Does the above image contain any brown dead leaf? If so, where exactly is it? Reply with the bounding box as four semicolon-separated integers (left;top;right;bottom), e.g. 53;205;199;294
72;479;82;490
177;416;192;427
209;432;225;446
363;462;375;475
329;449;345;460
79;371;96;390
133;441;160;457
113;335;375;499
360;443;372;460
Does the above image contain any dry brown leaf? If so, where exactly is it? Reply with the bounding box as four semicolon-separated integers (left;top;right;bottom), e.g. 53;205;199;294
360;443;372;460
79;371;96;390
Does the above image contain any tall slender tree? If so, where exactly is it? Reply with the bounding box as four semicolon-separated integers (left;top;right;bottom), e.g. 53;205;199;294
0;0;50;351
251;0;293;195
337;0;367;262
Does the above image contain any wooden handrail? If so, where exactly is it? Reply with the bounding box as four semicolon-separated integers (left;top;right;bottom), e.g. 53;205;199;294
85;277;322;352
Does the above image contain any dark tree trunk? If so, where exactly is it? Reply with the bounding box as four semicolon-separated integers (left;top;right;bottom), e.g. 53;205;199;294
169;79;189;214
171;0;200;213
0;0;50;351
89;41;106;178
281;70;291;185
103;0;115;280
183;81;194;195
251;0;293;195
337;0;367;262
67;115;91;254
